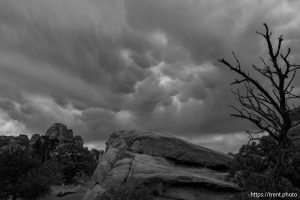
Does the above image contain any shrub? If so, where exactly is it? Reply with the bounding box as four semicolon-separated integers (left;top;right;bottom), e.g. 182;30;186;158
31;135;59;162
54;143;96;183
31;136;97;183
229;136;300;199
0;149;51;200
17;166;52;200
97;184;153;200
42;160;64;185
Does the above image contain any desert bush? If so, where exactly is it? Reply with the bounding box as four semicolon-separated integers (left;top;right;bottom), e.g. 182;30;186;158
229;136;300;199
31;136;97;183
42;160;64;185
31;135;59;162
228;136;278;179
17;166;52;200
54;143;96;183
0;149;51;200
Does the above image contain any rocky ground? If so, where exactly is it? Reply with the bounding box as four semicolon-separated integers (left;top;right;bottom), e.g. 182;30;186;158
40;181;92;200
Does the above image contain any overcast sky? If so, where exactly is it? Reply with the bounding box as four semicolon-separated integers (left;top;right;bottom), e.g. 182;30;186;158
0;0;300;153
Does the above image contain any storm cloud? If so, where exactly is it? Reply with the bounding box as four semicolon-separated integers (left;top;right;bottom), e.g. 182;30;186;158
0;0;300;152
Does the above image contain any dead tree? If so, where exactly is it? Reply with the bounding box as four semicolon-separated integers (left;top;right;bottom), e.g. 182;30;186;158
218;23;300;191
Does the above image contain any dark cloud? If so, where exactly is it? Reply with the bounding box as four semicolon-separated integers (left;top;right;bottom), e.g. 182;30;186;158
0;0;299;152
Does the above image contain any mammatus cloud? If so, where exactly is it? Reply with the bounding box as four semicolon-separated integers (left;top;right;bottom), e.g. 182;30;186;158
0;0;299;152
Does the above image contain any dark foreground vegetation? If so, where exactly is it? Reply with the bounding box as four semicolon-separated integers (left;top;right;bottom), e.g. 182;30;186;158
0;149;51;200
97;184;153;200
0;131;99;200
228;136;300;199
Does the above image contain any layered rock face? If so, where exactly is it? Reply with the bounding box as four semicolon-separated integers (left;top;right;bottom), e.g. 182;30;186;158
0;135;29;148
85;130;241;200
0;135;30;151
29;134;41;146
9;135;29;146
45;123;76;143
0;136;12;148
91;149;104;162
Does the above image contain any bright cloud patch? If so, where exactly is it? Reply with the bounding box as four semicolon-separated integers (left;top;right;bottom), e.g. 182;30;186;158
0;109;27;136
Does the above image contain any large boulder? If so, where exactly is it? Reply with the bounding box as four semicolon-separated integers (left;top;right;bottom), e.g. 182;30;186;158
106;130;232;170
45;123;74;143
85;130;240;200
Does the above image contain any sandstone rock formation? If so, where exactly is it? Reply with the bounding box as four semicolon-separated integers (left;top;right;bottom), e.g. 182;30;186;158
91;149;104;162
29;133;41;146
0;123;86;151
74;135;84;146
0;136;12;148
0;123;100;165
0;135;29;151
0;142;26;152
0;135;30;153
85;130;241;200
9;134;29;146
45;123;74;143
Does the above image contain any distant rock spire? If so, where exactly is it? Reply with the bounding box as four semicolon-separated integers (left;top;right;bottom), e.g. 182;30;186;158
45;123;74;143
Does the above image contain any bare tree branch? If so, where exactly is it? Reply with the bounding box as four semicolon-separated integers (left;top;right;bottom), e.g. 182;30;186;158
218;23;300;154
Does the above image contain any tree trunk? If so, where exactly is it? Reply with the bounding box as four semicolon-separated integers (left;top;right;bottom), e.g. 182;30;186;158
273;149;283;192
273;143;288;193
